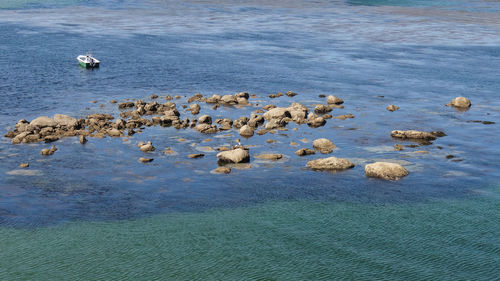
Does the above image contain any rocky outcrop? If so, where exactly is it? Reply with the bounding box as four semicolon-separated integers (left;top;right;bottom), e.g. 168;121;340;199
391;130;436;140
365;162;408;180
217;148;250;164
313;138;336;154
446;97;471;108
30;116;58;128
306;157;354;171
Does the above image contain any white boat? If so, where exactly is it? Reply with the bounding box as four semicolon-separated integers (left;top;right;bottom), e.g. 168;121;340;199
77;53;100;68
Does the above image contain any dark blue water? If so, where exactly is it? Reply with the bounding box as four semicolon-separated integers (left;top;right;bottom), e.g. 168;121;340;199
1;0;500;228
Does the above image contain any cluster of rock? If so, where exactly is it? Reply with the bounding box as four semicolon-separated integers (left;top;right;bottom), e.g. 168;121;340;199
6;93;472;181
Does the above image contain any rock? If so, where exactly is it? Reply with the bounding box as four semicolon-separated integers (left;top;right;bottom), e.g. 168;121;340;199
334;114;355;120
365;162;408;180
255;153;283;160
118;102;134;109
151;94;158;99
262;104;277;111
314;104;332;114
163;148;176;155
430;131;447;137
140;141;155;152
188;153;205;159
139;157;154;163
263;107;291;120
290;141;299;146
386;105;400;112
30;116;57;128
266;139;276;143
446;97;471;108
190;103;201;115
107;128;121;137
217;148;250;164
212;167;231;174
307;114;326;128
326;95;344;105
19;163;29;168
43;135;59;143
198;115;212;124
220;94;238;105
53;114;78;128
194;123;218;134
239;125;254;137
394;144;404;151
313;138;336;154
391;130;436;140
306;157;354;171
286;91;297;97
41;145;57;156
296;148;316;156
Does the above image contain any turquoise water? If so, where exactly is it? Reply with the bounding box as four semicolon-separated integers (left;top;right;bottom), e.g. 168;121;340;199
1;187;499;280
1;0;500;279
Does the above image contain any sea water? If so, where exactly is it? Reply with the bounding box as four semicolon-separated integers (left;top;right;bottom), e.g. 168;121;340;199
0;0;499;279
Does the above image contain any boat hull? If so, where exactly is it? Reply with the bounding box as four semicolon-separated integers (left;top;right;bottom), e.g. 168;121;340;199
78;61;100;68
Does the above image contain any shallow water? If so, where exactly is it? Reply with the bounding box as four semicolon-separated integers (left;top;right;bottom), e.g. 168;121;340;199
0;0;499;279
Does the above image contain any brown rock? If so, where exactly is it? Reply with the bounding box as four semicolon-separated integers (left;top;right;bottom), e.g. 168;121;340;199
296;148;315;156
190;103;201;115
313;138;336;154
394;144;404;151
386;105;400;112
314;104;332;114
239;125;254;138
139;157;154;163
140;141;155;152
254;153;283;160
212;167;231;174
188;153;205;159
30;116;57;128
306;157;354;171
217;148;250;164
326;95;344;105
391;130;436;140
365;162;408;180
198;115;212;124
446;97;471;108
19;163;29;168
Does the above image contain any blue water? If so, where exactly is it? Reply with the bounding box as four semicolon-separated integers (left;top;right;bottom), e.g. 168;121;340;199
0;1;499;278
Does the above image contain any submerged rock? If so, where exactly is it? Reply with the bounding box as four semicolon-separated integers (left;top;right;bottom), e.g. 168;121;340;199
313;138;336;154
212;166;231;174
19;163;29;168
391;130;436;140
217;148;250;164
139;157;154;163
446;97;471;108
365;162;408;180
254;153;283;160
41;145;57;156
306;157;354;171
394;144;404;151
188;153;205;159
